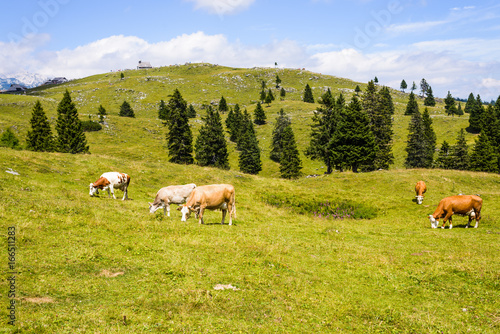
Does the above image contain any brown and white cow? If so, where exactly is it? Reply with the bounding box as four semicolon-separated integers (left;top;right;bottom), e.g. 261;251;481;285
89;172;130;200
149;183;196;216
429;195;482;229
415;180;427;205
178;184;236;225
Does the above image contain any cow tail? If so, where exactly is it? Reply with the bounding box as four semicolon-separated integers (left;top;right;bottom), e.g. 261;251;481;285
231;191;236;219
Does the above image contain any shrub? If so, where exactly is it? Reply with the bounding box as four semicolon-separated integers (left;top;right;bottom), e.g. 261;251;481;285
81;120;102;132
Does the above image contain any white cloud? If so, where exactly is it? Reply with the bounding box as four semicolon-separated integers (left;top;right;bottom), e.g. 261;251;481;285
184;0;255;15
386;20;448;34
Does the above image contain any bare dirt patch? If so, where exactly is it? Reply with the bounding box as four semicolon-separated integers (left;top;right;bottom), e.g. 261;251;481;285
99;269;124;278
23;296;55;304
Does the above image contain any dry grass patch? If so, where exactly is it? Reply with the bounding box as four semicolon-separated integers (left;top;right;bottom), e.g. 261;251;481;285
23;296;55;304
98;269;125;278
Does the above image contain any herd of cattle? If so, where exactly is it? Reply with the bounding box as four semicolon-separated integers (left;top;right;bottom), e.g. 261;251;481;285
89;172;483;229
89;172;236;225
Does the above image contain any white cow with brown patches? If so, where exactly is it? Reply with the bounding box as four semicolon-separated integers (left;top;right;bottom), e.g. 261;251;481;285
89;172;130;200
149;183;196;216
178;184;236;225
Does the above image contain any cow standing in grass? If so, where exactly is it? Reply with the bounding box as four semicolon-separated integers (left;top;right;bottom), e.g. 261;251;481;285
415;180;427;204
149;183;196;216
178;184;236;225
89;172;130;200
429;195;482;229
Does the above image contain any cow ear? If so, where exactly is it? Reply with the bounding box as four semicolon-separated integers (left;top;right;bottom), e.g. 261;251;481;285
176;206;182;211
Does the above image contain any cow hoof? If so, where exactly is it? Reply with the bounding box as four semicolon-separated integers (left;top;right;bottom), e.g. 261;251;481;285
441;226;445;229
449;225;453;229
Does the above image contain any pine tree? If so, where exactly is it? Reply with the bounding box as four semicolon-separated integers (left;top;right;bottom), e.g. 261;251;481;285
119;100;135;118
355;85;361;96
226;104;243;143
469;132;498;172
194;107;229;170
405;91;419;115
464;93;475;114
236;109;251;151
400;79;407;93
218;96;228;114
267;88;275;101
166;89;193;164
444;91;457;116
260;89;266;102
0;128;21;150
411;81;417;92
303;83;314;103
374;76;379;84
26;100;54;152
481;104;499;147
97;104;107;123
329;96;376;173
367;86;394;170
452;129;469;170
280;87;286;100
456;102;464;116
306;92;343;173
435;141;453;169
187;104;197;118
468;94;484;133
254;102;266;125
422;108;436;167
270;108;291;162
420;78;429;98
279;125;302;179
238;118;262;175
265;92;272;106
404;108;427;168
55;90;89;154
158;100;168;121
275;74;281;88
424;86;436;106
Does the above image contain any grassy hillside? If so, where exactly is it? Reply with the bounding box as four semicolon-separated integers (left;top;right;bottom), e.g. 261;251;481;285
0;64;499;333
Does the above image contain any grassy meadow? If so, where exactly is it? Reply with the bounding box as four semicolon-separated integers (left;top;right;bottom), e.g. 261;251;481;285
0;64;499;333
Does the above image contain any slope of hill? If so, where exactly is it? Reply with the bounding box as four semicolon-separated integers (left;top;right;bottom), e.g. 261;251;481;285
0;64;498;333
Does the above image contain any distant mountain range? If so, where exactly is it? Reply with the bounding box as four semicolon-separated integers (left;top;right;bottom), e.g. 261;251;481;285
0;72;50;90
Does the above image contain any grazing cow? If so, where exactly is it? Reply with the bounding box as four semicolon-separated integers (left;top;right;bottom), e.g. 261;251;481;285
149;183;196;216
89;172;130;200
415;180;427;204
178;184;236;225
428;195;482;229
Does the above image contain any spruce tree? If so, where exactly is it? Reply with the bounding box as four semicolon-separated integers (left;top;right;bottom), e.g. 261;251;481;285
26;100;54;152
464;93;475;114
405;91;419;115
270;108;291;162
469;132;498;172
237;109;251;151
187;104;197;118
55;90;89;154
306;92;342;173
368;86;394;170
330;96;376;173
468;94;484;133
0;128;21;150
404;107;427;168
265;92;272;106
411;81;417;92
194;107;229;170
119;100;135;118
166;89;193;164
280;87;286;100
279;125;302;179
267;88;275;101
422;108;436;167
260;89;266;102
238;118;262;175
218;96;228;114
400;79;407;93
435;141;453;169
355;85;361;96
452;129;469;170
456;102;464;116
226;104;243;143
444;91;457;116
303;84;314;103
424;86;436;106
158;100;168;120
97;104;107;123
275;74;281;88
420;78;429;98
254;102;266;125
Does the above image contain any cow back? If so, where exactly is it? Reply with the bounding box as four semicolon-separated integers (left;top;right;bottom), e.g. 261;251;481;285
186;184;235;209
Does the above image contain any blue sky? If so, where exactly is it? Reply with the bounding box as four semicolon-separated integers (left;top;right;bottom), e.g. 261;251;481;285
1;0;499;100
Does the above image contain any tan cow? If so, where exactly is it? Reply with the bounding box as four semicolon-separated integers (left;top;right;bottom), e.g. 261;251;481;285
415;180;427;204
429;195;482;229
149;183;196;216
178;184;236;225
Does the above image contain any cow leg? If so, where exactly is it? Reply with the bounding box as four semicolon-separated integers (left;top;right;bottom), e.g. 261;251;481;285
166;203;170;217
198;207;205;224
122;186;128;200
227;202;233;225
442;212;453;229
474;211;480;228
449;216;453;229
221;209;226;225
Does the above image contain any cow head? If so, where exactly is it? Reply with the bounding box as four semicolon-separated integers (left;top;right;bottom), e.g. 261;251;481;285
178;204;192;222
416;195;424;204
428;215;438;228
89;183;99;197
148;200;164;214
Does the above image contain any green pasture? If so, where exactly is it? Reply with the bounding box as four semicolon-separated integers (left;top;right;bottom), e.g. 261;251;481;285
0;64;498;333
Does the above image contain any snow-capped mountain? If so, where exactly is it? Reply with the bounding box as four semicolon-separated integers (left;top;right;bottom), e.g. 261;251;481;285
0;72;50;90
